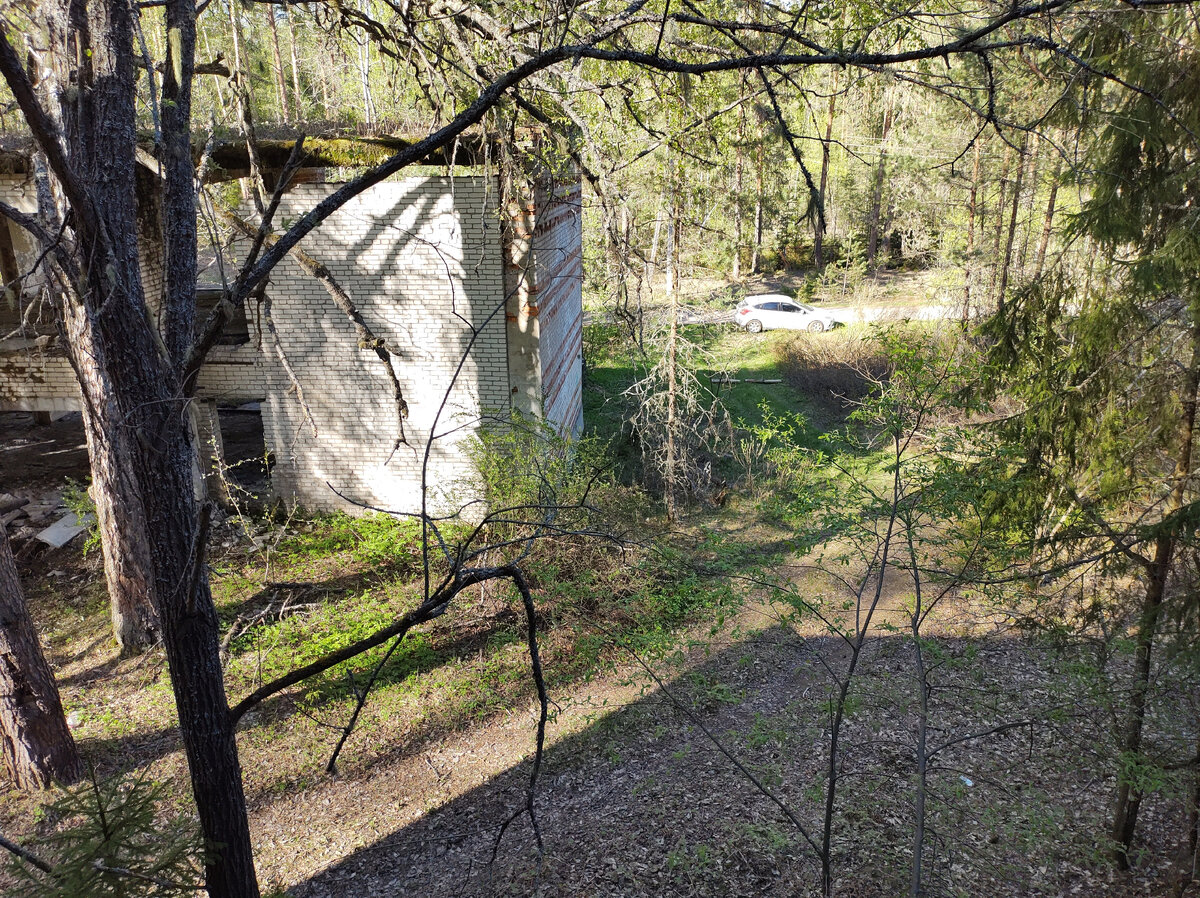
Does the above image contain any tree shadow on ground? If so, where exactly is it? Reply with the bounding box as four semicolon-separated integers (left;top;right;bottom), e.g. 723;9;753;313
73;605;528;778
277;625;1132;898
280;625;831;898
66;532;784;779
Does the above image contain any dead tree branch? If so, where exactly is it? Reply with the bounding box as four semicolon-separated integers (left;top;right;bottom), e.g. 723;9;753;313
220;208;410;449
230;564;504;722
0;831;53;874
489;565;549;856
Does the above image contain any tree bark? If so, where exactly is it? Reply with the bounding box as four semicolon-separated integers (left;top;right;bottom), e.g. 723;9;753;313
962;141;981;319
665;152;681;295
266;3;291;123
997;138;1028;311
9;1;261;894
665;288;678;521
1034;154;1062;280
987;150;1012;310
76;367;160;652
1016;139;1039;273
865;89;895;273
0;522;81;790
814;74;838;271
751;147;764;274
1111;317;1200;867
355;14;376;129
733;78;745;281
287;10;303;118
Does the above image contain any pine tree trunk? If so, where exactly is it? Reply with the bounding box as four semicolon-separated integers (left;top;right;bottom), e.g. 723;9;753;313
1034;156;1062;280
987;151;1012;309
671;188;682;293
203;30;231;120
665;154;681;295
733;85;745;282
649;209;662;272
865;90;895;273
64;213;260;898
1111;320;1200;868
1016;140;1039;273
997;138;1028;310
665;289;678;522
319;49;332;117
74;355;160;652
356;28;376;129
751;150;764;274
228;0;246;83
814;74;838;272
287;10;303;119
0;522;81;790
665;209;676;295
962;142;981;319
20;2;262;894
265;3;291;122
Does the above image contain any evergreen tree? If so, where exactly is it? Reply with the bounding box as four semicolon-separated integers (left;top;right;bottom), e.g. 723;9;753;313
986;5;1200;868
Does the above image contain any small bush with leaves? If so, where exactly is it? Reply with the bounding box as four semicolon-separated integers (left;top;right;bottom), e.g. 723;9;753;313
467;410;612;530
8;772;205;897
60;477;101;555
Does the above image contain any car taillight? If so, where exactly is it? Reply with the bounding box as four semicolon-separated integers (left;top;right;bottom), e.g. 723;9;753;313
738;308;748;315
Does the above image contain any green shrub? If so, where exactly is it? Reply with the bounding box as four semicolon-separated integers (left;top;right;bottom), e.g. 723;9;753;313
61;477;101;555
467;411;613;530
277;512;421;568
8;773;204;897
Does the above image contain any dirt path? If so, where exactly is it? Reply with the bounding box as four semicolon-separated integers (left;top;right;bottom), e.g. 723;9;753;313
0;412;90;492
265;618;831;897
264;595;1167;898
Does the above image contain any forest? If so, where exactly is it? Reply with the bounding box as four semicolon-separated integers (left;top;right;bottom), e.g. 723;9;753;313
0;0;1198;896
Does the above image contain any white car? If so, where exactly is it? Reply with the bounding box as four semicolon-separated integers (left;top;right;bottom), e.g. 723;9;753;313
735;294;838;333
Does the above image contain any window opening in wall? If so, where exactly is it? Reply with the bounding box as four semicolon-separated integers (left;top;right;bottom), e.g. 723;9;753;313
0;218;20;290
217;404;270;502
0;220;57;339
196;287;251;345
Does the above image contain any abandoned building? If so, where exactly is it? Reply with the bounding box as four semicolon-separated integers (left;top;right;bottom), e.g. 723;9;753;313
0;137;583;514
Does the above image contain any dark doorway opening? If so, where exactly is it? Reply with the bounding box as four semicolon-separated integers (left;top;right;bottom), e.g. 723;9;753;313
217;405;270;500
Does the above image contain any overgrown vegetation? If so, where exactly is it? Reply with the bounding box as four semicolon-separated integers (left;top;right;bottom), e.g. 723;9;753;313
4;0;1200;895
9;773;205;897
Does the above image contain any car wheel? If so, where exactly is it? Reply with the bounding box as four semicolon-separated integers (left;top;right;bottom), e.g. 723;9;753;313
746;319;764;334
808;320;826;334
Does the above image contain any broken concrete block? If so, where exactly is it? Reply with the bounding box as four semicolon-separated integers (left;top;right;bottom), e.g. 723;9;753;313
35;511;95;549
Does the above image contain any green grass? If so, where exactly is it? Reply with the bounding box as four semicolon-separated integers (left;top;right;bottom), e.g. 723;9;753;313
692;326;818;428
580;318;903;542
583;322;830;487
274;512;424;567
583;322;812;425
207;502;746;756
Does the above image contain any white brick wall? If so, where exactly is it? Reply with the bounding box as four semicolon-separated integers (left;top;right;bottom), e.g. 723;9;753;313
0;344;81;411
503;177;584;438
0;170;584;518
241;176;512;514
